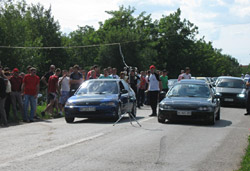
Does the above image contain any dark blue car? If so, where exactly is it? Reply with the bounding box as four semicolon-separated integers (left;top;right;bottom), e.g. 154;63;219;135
64;79;137;123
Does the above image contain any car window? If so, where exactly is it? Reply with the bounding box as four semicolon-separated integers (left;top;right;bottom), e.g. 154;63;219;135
168;84;210;98
217;79;245;88
121;80;129;91
76;80;118;95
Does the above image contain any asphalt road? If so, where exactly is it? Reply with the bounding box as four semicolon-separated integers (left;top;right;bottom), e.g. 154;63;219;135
0;106;250;171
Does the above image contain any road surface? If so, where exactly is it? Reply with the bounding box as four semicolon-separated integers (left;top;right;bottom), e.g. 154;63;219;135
0;106;249;171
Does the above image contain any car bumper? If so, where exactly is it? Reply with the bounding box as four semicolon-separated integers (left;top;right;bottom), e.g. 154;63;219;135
220;97;246;106
65;106;117;118
158;109;214;122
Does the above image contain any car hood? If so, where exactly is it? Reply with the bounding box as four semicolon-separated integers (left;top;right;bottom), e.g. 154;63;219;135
162;97;212;106
68;94;119;103
216;87;246;94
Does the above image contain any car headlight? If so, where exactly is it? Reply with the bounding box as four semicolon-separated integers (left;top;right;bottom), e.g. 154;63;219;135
237;93;245;98
216;92;221;96
100;102;116;106
65;101;75;107
198;106;213;112
159;103;173;110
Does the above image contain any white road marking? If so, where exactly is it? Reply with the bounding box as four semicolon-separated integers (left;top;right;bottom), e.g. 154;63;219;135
0;133;105;168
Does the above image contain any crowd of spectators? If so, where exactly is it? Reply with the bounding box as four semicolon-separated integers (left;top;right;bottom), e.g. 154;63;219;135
0;63;174;127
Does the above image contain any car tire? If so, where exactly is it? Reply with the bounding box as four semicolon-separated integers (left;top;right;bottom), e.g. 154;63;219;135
158;115;165;123
208;112;215;125
131;102;137;117
216;108;220;120
115;104;122;120
65;116;74;123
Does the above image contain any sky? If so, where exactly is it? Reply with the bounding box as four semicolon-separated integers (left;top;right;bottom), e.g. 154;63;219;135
25;0;250;65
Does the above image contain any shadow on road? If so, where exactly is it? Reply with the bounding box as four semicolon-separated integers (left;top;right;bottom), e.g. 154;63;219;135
164;119;232;128
73;116;145;125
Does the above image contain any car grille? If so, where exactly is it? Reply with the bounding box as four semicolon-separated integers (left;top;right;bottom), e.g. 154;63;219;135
220;93;237;98
172;105;197;110
74;102;100;106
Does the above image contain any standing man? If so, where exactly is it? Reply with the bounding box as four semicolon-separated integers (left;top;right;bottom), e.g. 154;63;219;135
22;67;40;122
245;77;250;115
161;69;169;92
178;70;185;81
69;65;83;97
99;68;113;79
111;68;119;79
129;69;140;107
181;67;192;79
58;69;70;116
87;65;98;80
148;65;162;117
41;65;55;103
9;68;24;122
41;68;61;117
0;66;8;127
138;71;146;108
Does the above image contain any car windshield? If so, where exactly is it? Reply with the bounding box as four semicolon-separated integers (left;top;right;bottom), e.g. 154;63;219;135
168;84;211;98
168;79;177;86
76;80;118;95
217;79;245;88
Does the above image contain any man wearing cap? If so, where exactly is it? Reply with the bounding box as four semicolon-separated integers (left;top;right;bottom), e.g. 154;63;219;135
9;68;24;122
147;65;162;116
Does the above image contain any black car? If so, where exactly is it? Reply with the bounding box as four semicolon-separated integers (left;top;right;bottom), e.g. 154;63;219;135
158;79;220;125
215;76;246;107
64;79;137;123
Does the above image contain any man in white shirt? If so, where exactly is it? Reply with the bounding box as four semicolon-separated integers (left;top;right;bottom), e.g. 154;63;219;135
58;70;70;116
181;67;192;80
148;65;162;117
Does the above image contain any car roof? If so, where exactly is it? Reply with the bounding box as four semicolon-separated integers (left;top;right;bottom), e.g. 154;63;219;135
217;76;243;80
178;79;207;84
87;79;120;82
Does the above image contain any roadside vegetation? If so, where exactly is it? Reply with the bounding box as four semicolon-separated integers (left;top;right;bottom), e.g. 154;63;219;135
239;136;250;171
0;0;247;78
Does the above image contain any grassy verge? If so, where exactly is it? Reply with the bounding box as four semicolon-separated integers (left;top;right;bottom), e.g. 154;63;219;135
239;136;250;171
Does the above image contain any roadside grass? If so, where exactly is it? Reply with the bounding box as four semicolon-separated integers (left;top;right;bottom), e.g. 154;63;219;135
239;136;250;171
8;104;64;123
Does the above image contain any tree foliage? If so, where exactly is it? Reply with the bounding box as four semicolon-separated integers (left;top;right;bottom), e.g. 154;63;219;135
0;1;245;77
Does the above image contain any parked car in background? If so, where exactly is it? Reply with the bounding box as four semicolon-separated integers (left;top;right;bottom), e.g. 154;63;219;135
158;80;220;125
64;79;137;123
215;76;246;107
168;79;178;90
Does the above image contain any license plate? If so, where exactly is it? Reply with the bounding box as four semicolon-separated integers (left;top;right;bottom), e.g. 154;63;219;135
224;98;234;102
177;111;192;116
79;107;96;112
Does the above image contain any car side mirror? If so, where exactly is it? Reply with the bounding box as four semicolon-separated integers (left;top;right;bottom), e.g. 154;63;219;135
121;89;128;94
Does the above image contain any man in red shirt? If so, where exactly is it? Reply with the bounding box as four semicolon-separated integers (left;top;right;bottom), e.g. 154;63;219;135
9;68;24;122
41;68;61;117
21;67;40;122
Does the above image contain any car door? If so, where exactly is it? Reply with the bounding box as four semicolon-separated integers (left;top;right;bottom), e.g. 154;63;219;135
119;81;129;113
211;87;220;112
121;80;135;111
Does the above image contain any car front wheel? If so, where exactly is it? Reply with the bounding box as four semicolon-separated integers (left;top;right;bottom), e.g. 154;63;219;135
158;115;165;123
65;116;75;123
131;103;137;117
208;112;215;125
216;108;220;120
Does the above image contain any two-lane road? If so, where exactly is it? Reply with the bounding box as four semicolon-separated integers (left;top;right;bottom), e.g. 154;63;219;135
0;106;249;171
